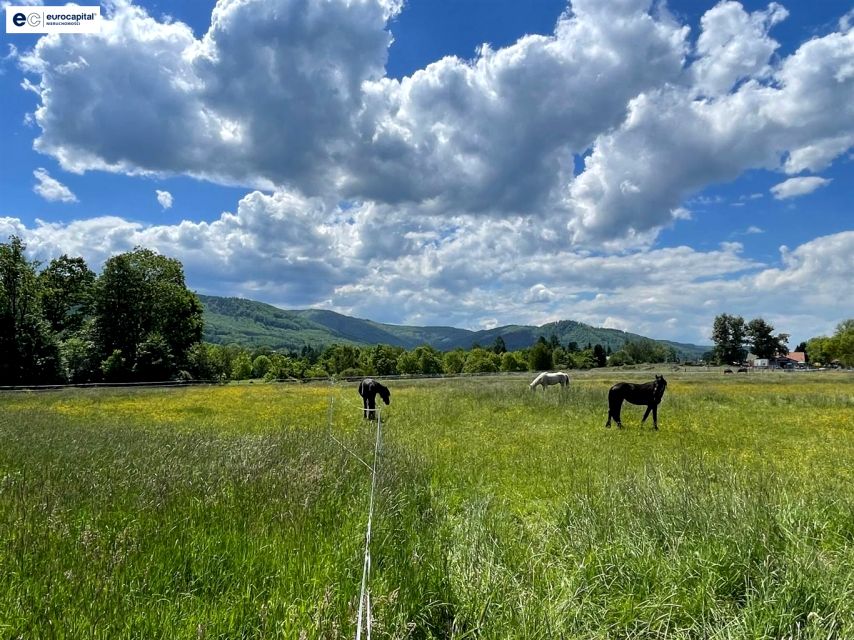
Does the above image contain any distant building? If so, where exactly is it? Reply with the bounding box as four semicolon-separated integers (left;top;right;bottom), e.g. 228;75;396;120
787;352;807;368
751;355;801;369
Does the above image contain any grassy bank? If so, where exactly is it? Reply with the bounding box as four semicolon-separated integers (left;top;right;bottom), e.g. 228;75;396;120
1;372;852;638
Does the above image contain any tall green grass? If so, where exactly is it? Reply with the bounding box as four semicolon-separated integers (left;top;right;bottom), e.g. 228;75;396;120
1;373;852;638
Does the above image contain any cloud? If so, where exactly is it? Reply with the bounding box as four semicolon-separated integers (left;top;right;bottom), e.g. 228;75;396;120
16;1;854;247
3;189;355;305
21;0;396;191
156;189;173;209
691;1;788;96
14;0;683;226
342;0;689;214
6;0;854;346
770;176;832;199
524;284;556;304
4;185;850;345
567;16;854;242
32;168;77;202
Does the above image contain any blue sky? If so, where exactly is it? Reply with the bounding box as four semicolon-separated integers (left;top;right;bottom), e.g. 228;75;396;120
1;0;852;346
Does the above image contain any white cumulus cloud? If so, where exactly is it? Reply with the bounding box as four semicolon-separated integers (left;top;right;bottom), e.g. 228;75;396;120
32;168;77;202
14;1;854;247
156;189;173;209
770;176;832;199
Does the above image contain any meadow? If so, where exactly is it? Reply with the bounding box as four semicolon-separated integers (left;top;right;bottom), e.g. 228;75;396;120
0;371;852;639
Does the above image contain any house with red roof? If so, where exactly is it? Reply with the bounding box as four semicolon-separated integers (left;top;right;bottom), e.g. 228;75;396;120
787;352;807;368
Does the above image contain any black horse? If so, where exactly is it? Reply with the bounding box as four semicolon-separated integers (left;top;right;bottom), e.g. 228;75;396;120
358;378;390;420
605;375;667;430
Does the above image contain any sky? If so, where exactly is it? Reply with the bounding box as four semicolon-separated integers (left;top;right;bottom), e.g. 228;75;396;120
1;0;852;347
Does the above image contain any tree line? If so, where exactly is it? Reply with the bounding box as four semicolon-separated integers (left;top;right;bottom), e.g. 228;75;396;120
709;313;853;368
1;237;203;385
189;334;680;382
805;320;854;368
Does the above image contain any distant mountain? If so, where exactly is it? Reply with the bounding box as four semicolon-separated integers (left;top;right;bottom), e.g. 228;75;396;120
199;295;710;360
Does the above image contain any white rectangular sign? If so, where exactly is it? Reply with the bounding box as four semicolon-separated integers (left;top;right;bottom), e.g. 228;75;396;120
6;5;101;34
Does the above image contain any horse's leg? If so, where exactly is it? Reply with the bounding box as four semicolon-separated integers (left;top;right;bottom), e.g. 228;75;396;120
607;394;623;428
642;405;653;424
368;395;376;420
652;404;659;430
363;396;369;419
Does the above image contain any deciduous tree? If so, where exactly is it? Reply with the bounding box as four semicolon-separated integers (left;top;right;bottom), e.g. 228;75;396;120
94;248;203;380
38;255;95;336
711;313;746;365
746;318;789;359
0;236;61;384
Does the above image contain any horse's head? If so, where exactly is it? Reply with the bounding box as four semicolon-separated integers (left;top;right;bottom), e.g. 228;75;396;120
378;385;391;405
653;375;667;401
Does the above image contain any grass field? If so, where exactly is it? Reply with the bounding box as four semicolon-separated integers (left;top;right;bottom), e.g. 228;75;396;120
1;372;852;638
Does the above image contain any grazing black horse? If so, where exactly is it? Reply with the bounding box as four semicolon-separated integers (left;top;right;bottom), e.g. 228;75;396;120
358;378;390;420
605;375;667;430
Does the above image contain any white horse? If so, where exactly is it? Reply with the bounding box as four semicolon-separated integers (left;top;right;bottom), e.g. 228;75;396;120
529;371;570;391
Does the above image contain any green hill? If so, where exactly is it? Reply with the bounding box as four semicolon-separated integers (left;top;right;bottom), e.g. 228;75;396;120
199;294;709;360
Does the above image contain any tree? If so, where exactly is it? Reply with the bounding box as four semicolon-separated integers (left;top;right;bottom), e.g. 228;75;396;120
528;341;553;371
395;345;443;375
93;248;203;380
622;339;671;364
361;344;401;376
0;236;61;384
492;336;507;354
832;320;854;367
59;333;97;383
231;353;253;380
101;349;129;382
571;349;595;369
711;313;746;365
135;332;175;380
551;346;571;369
805;337;832;367
592;344;607;367
831;320;854;367
746;318;789;359
812;320;854;367
38;255;95;336
412;345;444;374
396;350;419;374
321;344;360;375
500;351;527;372
252;354;272;379
462;348;500;373
443;350;466;374
607;350;633;367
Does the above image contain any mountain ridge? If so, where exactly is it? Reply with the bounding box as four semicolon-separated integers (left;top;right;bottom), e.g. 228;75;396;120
199;294;709;360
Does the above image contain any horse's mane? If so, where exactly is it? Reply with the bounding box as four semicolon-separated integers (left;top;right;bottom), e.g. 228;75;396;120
530;372;547;386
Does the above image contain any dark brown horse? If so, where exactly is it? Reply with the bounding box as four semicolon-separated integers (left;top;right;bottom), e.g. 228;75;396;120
605;375;667;429
358;378;390;420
